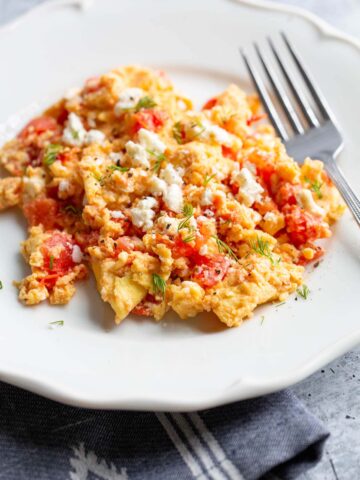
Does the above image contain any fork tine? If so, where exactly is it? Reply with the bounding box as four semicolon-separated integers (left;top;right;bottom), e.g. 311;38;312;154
281;32;331;121
240;49;288;141
253;42;304;135
268;37;319;128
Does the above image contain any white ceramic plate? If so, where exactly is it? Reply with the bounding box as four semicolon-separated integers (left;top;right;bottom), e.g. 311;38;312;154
0;0;359;411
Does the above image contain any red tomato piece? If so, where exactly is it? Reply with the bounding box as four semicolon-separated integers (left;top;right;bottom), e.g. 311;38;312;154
192;254;230;288
132;109;168;133
41;231;75;277
276;182;301;209
221;145;238;161
172;237;196;259
23;197;60;230
18;116;58;139
74;230;100;250
283;204;329;247
202;97;218;110
84;76;102;93
246;113;266;126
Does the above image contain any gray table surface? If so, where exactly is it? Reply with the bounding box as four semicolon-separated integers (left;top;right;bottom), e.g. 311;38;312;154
1;1;359;479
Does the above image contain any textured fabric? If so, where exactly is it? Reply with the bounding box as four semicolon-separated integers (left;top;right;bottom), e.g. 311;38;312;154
0;382;329;480
0;1;329;479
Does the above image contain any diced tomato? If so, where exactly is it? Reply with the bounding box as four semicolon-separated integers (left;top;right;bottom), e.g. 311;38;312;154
192;254;230;288
132;295;156;317
41;231;75;277
246;113;266;126
298;244;324;265
74;230;100;250
172;237;196;259
221;145;238;161
132;109;168;133
276;182;301;209
84;76;102;93
202;97;218;110
257;162;276;188
23;197;60;230
18;116;59;139
283;204;329;247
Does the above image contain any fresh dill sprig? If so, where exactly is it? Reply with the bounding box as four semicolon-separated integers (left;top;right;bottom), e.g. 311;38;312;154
183;233;196;243
49;320;64;328
43;143;63;166
49;255;54;271
152;273;166;298
172;122;184;144
0;280;3;290
250;236;280;265
212;235;239;262
135;96;157;112
297;284;310;300
178;204;194;231
108;164;130;173
146;149;166;173
304;177;323;199
203;173;216;186
189;121;206;140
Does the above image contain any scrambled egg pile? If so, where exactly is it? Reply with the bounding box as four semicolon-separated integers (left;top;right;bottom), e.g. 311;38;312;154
0;66;345;327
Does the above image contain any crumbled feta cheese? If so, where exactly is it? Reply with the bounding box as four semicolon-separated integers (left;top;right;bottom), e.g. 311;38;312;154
199;245;208;256
200;187;213;206
263;211;278;222
297;189;325;217
157;215;180;235
231;167;264;207
160;163;184;186
58;179;70;194
109;152;124;163
130;197;158;230
23;175;45;199
125;141;150;168
114;88;144;115
62;113;86;146
71;245;83;263
203;209;215;217
85;129;106;145
138;128;166;154
243;160;257;175
163;184;183;213
149;176;167;196
200;121;233;147
110;210;125;219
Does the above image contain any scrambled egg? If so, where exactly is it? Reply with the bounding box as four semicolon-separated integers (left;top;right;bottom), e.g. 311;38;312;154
0;66;345;327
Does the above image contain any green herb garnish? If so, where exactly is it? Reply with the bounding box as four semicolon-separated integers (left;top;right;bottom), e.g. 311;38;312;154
305;177;323;199
178;203;194;231
297;284;310;300
108;164;130;173
135;96;157;112
49;320;64;327
250;236;280;265
212;235;239;262
173;122;184;144
204;173;216;186
43;143;63;166
152;273;166;298
183;233;196;243
260;315;265;325
146;149;166;173
0;280;3;290
49;255;54;271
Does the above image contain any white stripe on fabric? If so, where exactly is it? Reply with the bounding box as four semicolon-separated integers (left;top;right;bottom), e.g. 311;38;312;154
170;413;228;480
155;413;206;479
187;413;245;480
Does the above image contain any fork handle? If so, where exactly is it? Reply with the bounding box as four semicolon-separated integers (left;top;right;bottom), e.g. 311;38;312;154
324;155;360;227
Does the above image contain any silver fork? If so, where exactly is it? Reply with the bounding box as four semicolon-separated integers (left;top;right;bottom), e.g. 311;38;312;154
241;32;360;227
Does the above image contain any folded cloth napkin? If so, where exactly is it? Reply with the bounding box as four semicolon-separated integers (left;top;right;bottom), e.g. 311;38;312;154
0;381;328;480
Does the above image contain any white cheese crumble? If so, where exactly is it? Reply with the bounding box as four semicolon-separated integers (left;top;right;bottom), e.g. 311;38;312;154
163;184;183;213
160;163;184;186
62;113;105;146
200;121;233;147
200;187;213;206
110;210;125;219
114;87;144;115
23;175;45;199
199;244;208;256
125;141;150;168
231;167;264;207
149;176;167;196
109;152;124;163
138;128;166;154
71;245;83;263
297;189;325;217
263;211;278;222
130;197;158;230
58;179;70;194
